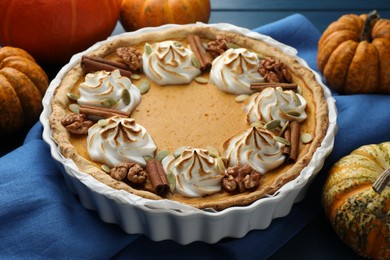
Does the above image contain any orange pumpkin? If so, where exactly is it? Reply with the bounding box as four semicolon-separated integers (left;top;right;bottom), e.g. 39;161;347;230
0;0;121;64
120;0;210;32
322;142;390;259
317;10;390;94
0;46;49;135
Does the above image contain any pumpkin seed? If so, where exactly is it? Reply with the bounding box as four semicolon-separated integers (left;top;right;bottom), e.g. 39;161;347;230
194;76;208;84
286;110;301;117
264;119;281;130
226;42;240;49
68;103;80;114
101;164;111;173
101;98;117;108
143;155;154;162
301;133;313;144
274;136;290;146
206;145;220;158
130;74;141;80
216;157;226;174
156;149;170;161
138;80;150;94
166;171;176;193
291;91;301;106
144;43;152;55
173;146;188;158
191;54;201;69
173;41;182;47
67;92;80;101
97;119;108;127
121;89;131;105
279;121;289;136
235;94;249;103
202;42;209;50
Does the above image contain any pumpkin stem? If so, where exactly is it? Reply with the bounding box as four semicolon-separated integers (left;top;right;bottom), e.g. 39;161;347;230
372;168;390;194
360;10;380;42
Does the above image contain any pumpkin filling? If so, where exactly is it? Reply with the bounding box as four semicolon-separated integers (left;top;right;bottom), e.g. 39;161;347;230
49;26;329;210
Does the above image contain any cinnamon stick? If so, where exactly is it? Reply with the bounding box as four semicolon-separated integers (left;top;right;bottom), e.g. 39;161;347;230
79;105;130;118
81;55;133;78
287;120;300;163
250;82;298;91
146;160;169;196
187;34;212;71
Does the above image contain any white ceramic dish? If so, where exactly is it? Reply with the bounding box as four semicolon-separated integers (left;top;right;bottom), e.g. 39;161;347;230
40;23;337;245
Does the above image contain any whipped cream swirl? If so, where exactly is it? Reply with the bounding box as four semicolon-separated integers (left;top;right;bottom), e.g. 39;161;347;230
142;41;201;85
162;147;225;197
78;70;141;114
244;87;307;126
87;116;156;167
210;48;264;94
223;127;285;174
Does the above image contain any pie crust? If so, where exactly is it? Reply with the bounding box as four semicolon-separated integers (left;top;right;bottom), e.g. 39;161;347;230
49;24;329;211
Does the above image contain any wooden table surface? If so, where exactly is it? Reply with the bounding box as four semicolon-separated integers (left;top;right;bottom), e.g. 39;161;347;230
1;1;389;259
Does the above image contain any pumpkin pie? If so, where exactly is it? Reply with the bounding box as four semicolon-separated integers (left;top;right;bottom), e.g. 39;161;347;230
49;25;329;211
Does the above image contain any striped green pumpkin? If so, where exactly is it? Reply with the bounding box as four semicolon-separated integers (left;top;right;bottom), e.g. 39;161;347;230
322;142;390;259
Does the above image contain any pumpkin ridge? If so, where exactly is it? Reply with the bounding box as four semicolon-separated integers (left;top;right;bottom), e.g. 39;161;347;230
0;74;24;132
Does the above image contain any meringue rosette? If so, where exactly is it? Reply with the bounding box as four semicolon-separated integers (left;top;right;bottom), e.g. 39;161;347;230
78;70;141;114
142;40;201;85
244;86;307;126
87;116;157;167
162;147;225;197
210;48;264;94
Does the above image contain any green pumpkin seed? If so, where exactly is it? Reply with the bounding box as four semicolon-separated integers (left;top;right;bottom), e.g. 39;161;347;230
286;110;301;117
301;133;313;144
194;77;208;84
191;54;201;69
264;119;281;130
206;145;220;158
68;103;80;114
143;155;154;162
274;136;290;146
291;91;301;106
173;146;188;158
101;164;111;173
97;119;108;127
216;157;226;174
156;149;170;161
122;89;131;105
138;80;150;94
279;121;289;136
130;74;141;80
101;98;117;108
67;92;80;101
144;43;152;55
173;41;182;47
166;171;176;192
235;94;249;103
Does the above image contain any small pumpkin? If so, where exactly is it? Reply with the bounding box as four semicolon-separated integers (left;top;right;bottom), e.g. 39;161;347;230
120;0;210;32
322;142;390;259
0;0;121;64
317;10;390;94
0;46;49;135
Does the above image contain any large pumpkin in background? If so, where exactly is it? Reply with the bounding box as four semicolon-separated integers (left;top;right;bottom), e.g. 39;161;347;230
0;0;121;64
120;0;211;32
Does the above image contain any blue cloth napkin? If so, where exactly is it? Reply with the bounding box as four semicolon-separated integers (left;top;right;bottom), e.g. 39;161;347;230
1;14;389;259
